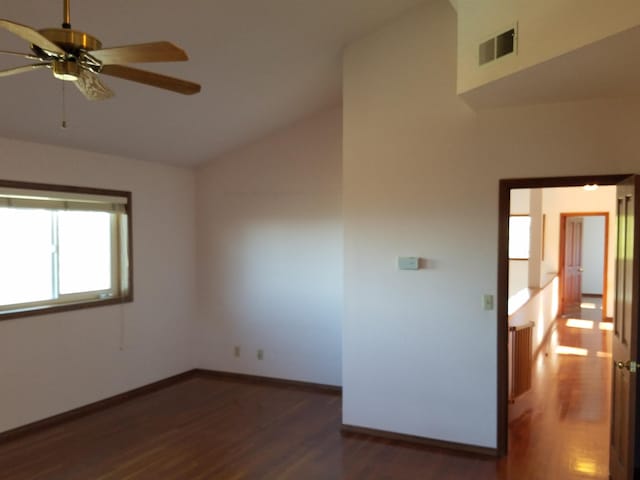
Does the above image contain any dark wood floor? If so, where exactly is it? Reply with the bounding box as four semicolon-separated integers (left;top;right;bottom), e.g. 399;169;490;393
0;300;611;479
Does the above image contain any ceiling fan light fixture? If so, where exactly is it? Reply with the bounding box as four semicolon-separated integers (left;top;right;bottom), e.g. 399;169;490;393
52;60;80;81
0;0;201;99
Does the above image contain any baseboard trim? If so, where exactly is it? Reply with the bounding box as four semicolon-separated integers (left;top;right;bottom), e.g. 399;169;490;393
341;424;498;457
0;368;342;444
0;370;196;444
194;369;342;395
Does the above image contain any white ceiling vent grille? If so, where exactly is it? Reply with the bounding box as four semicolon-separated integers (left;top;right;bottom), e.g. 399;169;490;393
479;24;517;66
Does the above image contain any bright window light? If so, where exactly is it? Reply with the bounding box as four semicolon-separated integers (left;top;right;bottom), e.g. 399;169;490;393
0;181;132;318
58;211;112;295
599;323;613;332
509;215;531;259
0;208;54;306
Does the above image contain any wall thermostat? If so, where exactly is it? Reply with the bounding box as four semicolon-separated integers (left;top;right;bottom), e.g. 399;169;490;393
398;257;420;270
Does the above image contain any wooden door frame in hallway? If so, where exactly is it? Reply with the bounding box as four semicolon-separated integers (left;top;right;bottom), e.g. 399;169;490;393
559;212;610;321
497;174;629;456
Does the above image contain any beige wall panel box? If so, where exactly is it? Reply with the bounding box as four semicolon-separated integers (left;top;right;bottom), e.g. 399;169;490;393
398;257;420;270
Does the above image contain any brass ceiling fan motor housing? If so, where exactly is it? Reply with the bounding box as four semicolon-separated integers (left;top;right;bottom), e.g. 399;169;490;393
38;28;102;54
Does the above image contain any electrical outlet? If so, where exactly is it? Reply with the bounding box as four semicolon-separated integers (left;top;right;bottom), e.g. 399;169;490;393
257;349;264;360
234;346;240;357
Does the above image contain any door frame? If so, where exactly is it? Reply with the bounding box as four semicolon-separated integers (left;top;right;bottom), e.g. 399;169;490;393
497;174;629;456
558;212;610;320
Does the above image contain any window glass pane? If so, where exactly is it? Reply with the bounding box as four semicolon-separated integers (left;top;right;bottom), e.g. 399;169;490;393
58;211;112;295
0;208;54;306
509;216;531;259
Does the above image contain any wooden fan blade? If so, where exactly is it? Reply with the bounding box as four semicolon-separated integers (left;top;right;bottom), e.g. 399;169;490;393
0;63;50;78
0;19;65;55
90;42;188;65
100;64;201;95
0;50;41;61
76;69;114;101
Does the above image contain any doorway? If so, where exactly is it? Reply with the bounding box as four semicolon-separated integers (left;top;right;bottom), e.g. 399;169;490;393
559;213;609;321
497;174;629;458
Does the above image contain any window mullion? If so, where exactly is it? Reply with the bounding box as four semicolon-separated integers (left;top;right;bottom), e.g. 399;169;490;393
113;213;120;296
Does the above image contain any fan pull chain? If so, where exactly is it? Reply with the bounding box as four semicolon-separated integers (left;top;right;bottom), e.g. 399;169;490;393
61;81;68;129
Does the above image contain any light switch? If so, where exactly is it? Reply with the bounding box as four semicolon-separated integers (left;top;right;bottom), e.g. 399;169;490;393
483;294;494;311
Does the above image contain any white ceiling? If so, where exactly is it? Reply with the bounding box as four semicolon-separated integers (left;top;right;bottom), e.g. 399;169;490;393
0;0;425;167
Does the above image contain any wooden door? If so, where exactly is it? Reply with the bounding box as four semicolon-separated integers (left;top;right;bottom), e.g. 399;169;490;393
610;175;640;480
562;216;584;315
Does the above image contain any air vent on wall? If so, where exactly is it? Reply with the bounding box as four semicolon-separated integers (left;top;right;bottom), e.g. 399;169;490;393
479;25;517;66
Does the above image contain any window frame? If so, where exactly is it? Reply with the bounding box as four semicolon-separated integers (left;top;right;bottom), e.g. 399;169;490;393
0;179;133;321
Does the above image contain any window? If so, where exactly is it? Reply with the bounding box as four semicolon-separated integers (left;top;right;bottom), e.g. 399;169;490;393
509;215;531;260
0;180;132;319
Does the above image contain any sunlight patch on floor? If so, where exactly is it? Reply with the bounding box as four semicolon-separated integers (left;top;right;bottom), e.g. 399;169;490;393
566;319;594;330
572;457;598;476
580;302;599;310
556;346;589;356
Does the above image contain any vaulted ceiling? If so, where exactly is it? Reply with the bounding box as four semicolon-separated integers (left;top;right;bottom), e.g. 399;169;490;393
0;0;425;166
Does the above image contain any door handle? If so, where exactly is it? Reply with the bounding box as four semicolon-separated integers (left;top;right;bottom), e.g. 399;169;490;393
616;360;638;372
578;267;584;272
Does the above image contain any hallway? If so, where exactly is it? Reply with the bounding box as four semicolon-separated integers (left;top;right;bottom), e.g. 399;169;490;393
504;297;612;479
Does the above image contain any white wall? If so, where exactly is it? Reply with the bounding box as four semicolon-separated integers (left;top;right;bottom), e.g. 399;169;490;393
582;215;606;295
510;188;529;214
195;107;343;386
343;0;639;449
541;186;615;316
343;0;496;448
456;0;640;93
0;137;197;434
508;276;559;368
509;261;528;297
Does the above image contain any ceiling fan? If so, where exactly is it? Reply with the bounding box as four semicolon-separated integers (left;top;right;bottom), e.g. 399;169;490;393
0;0;201;100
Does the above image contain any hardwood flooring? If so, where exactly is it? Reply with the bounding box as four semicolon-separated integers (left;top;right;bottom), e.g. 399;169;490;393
0;299;612;479
0;376;494;480
505;296;611;479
